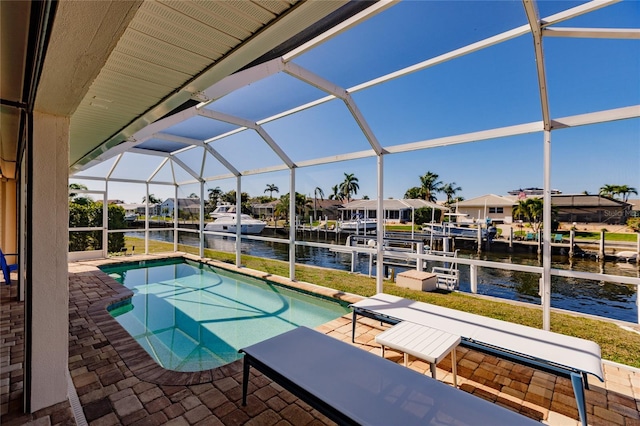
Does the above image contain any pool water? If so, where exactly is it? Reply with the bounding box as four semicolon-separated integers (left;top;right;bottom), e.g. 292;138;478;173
102;259;351;372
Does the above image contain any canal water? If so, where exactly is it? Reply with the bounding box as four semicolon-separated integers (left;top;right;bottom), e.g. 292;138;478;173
127;231;639;323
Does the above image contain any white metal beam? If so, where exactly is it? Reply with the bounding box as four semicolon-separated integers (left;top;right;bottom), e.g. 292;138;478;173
171;157;202;182
386;121;543;154
198;108;256;129
283;62;348;98
543;27;640;39
129;147;171;158
343;93;384;155
148;157;170;182
72;175;174;186
541;0;620;27
350;24;532;93
295;149;377;168
283;0;399;62
283;63;385;155
204;127;248;143
105;153;123;180
257;95;336;125
196;57;286;107
198;108;295;168
239;163;290;177
154;132;203;147
254;127;296;169
203;173;237;182
376;154;384;293
151;132;243;176
551;105;640;129
523;0;552;131
202;144;241;177
542;130;552;331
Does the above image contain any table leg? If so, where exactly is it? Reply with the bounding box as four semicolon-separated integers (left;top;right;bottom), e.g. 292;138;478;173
242;357;250;406
430;362;437;379
451;348;458;388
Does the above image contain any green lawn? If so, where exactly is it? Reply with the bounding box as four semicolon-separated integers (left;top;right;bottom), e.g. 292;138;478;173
123;236;640;367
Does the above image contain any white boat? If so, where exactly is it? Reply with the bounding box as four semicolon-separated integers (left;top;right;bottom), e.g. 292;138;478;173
615;251;637;262
209;203;237;218
204;214;266;235
339;214;376;233
422;222;487;238
124;213;138;222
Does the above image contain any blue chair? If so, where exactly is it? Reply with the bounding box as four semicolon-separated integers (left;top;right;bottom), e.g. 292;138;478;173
1;249;18;285
554;233;564;243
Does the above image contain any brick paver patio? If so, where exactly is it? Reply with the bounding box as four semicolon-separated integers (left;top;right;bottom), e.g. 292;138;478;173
1;254;639;425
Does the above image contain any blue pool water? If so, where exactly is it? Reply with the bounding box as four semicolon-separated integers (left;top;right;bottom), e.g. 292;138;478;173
102;259;351;372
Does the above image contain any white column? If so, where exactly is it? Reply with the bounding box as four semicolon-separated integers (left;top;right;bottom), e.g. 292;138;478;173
470;264;478;293
173;185;178;252
289;169;296;281
236;176;242;267
199;181;204;258
28;111;69;411
145;183;149;254
102;188;108;258
542;130;552;331
376;155;384;293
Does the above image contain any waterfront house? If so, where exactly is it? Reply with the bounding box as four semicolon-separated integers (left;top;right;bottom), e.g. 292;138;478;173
455;194;517;224
340;199;447;223
551;194;632;224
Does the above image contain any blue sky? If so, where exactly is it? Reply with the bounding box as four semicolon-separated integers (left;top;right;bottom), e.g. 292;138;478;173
73;0;639;204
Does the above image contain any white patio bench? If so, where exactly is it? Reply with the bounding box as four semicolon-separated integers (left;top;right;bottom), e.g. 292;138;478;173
350;293;604;426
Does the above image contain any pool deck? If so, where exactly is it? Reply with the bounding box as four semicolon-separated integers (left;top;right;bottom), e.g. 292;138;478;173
1;253;639;425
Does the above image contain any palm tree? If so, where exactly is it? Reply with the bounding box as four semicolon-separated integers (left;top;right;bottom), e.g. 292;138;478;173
599;184;618;198
274;197;289;222
442;182;462;206
68;183;88;198
274;193;311;222
404;186;423;199
329;185;343;201
512;198;544;233
207;186;222;207
264;183;279;199
313;187;324;221
339;173;359;202
616;185;638;202
419;171;442;202
142;194;161;204
68;183;92;205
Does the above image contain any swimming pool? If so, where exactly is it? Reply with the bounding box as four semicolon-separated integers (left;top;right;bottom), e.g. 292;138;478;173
101;258;351;372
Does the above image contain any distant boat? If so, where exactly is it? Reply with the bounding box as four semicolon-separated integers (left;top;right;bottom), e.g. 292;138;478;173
204;214;266;235
124;213;138;222
209;203;238;218
422;222;487;238
339;214;376;233
616;251;637;262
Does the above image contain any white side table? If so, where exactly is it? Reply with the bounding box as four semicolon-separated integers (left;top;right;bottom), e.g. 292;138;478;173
375;321;461;387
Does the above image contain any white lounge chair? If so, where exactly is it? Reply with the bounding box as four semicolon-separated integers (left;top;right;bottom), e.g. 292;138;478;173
350;293;603;426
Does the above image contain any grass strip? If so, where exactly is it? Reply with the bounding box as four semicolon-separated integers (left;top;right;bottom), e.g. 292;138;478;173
124;236;640;367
